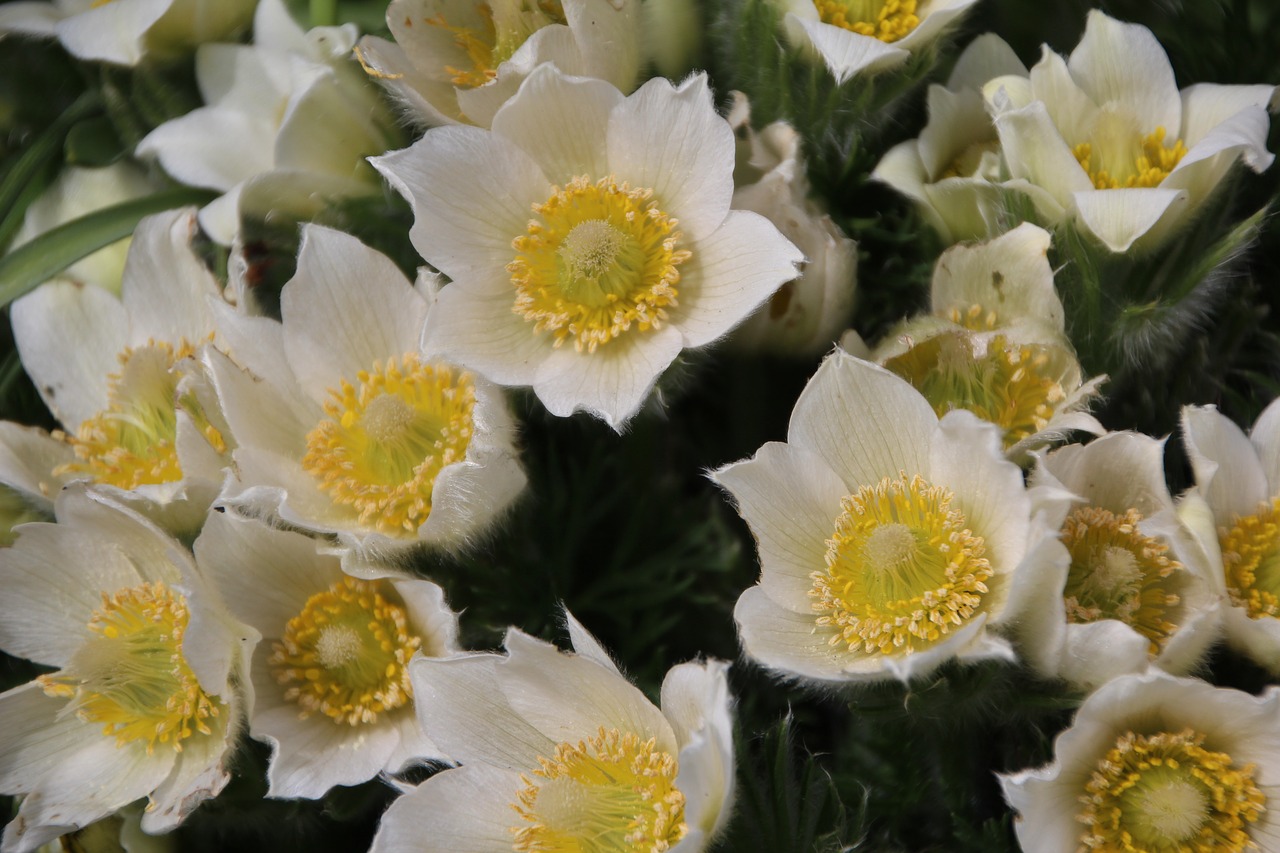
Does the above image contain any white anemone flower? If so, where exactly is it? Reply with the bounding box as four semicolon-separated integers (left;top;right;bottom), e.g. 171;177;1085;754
1001;671;1280;852
1;208;231;537
0;0;254;66
0;486;254;853
369;614;735;853
136;0;400;244
355;0;642;129
777;0;981;84
195;510;457;798
207;224;526;572
711;349;1066;684
375;65;803;429
872;34;1028;243
1179;398;1280;674
1013;431;1221;693
983;9;1278;253
724;92;858;357
11;162;161;296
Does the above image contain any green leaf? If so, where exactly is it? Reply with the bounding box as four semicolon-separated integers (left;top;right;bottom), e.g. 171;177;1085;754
64;115;126;168
0;188;216;309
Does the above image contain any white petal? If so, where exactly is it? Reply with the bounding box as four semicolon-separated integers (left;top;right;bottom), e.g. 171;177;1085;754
369;764;526;853
1026;48;1097;145
1182;404;1269;520
672;210;804;348
946;32;1025;90
1180;83;1278;148
605;73;734;242
566;0;641;90
661;660;734;839
1163;106;1276;207
420;279;549;387
203;338;314;460
992;101;1092;208
355;36;463;128
498;629;677;753
1067;10;1180;133
1222;606;1280;676
54;0;168;65
1252;396;1280;491
1038;431;1174;517
138;105;277;193
784;13;908;84
533;325;684;429
1059;620;1152;691
490;64;622;184
122;208;221;346
11;281;127;431
0;423;74;511
393;578;461;658
563;610;621;674
1072;187;1186;253
733;586;853;682
282;226;426;401
709;442;845;614
930;222;1062;332
787;351;937;490
257;699;403;799
372;128;549;282
142;717;234;834
414;450;527;546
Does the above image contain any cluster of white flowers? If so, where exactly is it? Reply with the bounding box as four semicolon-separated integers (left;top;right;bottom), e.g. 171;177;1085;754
0;0;1278;852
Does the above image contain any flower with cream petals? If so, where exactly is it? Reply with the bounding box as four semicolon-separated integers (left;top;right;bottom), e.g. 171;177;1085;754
208;224;526;571
0;487;253;853
711;349;1065;683
369;613;735;853
375;65;803;429
1001;671;1280;852
983;9;1278;253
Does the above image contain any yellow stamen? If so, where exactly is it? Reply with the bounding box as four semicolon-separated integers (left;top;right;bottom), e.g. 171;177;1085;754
812;473;991;655
426;1;567;89
38;582;223;754
53;339;226;490
301;354;475;536
1060;506;1182;654
269;577;420;726
814;0;919;42
512;726;687;852
884;332;1068;449
1218;497;1280;619
945;303;1001;332
1074;127;1188;190
1078;728;1265;851
509;175;689;353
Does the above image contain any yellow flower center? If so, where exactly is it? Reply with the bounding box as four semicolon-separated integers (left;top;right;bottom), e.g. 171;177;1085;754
38;582;223;754
1073;127;1188;190
301;354;475;537
268;576;420;726
512;726;687;853
812;473;992;655
884;332;1068;449
1060;506;1182;654
54;340;227;490
814;0;919;42
1218;497;1280;619
509;175;689;354
426;0;567;89
1079;728;1265;852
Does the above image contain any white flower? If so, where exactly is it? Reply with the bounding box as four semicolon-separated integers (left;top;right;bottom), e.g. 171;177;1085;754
872;33;1027;243
2;207;231;536
11;162;161;296
1012;431;1221;692
725;92;857;356
983;9;1278;253
711;349;1063;684
778;0;981;84
1179;397;1280;674
1001;671;1280;852
207;224;526;572
355;0;642;129
0;486;254;853
0;0;255;66
136;0;400;244
369;614;735;853
375;65;803;429
195;510;458;798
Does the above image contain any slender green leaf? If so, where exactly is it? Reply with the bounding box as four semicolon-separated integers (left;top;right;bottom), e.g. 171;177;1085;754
0;188;216;308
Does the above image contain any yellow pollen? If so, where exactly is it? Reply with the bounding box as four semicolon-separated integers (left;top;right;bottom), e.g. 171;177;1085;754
1218;497;1280;619
1074;127;1188;190
38;582;223;754
1061;506;1182;654
884;332;1069;449
814;0;919;42
1078;728;1265;852
426;1;567;89
508;175;689;354
53;339;226;490
268;576;421;726
512;726;687;853
811;473;992;656
945;303;1001;332
301;353;475;537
